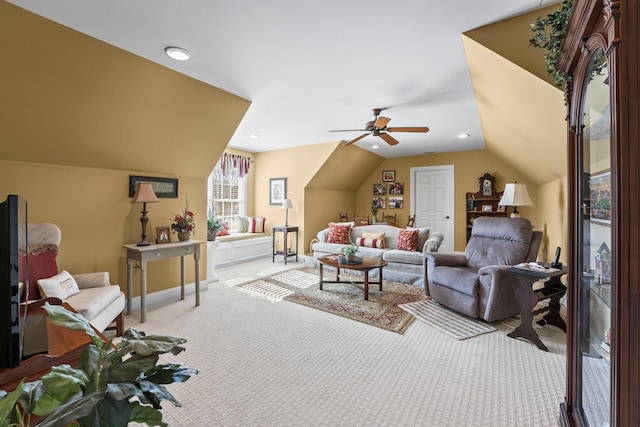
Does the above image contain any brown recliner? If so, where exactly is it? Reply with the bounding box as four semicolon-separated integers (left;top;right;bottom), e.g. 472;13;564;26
424;217;542;322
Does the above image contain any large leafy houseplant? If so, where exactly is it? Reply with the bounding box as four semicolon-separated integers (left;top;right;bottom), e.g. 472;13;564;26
529;0;573;87
0;303;197;427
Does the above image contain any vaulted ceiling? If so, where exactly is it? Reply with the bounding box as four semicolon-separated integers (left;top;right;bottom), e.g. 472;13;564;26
4;1;567;186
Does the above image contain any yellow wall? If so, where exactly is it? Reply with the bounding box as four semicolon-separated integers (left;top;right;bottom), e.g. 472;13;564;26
1;1;569;290
0;2;249;297
0;161;206;294
536;176;569;264
250;142;567;256
253;142;347;251
354;150;539;251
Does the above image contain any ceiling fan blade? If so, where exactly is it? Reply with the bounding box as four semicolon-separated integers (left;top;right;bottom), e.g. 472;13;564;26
330;128;368;132
386;126;430;133
379;132;400;146
343;133;369;146
374;116;391;128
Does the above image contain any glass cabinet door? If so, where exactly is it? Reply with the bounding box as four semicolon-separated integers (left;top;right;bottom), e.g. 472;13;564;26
578;49;611;426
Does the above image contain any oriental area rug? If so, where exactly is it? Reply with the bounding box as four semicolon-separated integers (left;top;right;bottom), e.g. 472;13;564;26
231;266;424;334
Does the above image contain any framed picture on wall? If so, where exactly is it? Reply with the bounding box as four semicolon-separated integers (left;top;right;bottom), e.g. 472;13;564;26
389;182;404;195
388;196;404;209
129;175;178;198
382;170;395;182
269;177;287;205
373;183;387;195
373;197;386;209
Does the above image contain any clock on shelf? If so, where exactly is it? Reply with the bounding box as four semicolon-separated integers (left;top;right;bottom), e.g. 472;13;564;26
479;172;496;197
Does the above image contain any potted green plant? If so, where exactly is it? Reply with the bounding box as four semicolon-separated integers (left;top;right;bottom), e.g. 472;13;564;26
207;217;223;241
0;303;197;427
529;0;573;87
343;243;358;262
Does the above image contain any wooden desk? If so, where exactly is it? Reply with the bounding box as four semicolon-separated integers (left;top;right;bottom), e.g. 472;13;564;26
124;240;204;323
0;301;92;392
507;264;568;351
272;226;298;264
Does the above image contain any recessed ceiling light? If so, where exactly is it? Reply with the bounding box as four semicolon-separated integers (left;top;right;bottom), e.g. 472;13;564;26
249;134;260;139
458;133;470;139
164;46;192;61
372;144;380;149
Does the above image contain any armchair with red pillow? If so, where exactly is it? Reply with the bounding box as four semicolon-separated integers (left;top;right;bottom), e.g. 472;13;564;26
19;223;125;336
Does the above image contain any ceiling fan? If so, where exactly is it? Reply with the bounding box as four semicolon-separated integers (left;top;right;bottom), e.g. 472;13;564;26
330;108;429;146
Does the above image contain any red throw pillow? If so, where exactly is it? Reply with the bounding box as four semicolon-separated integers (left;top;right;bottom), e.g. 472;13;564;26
397;229;419;251
327;223;351;244
18;245;59;301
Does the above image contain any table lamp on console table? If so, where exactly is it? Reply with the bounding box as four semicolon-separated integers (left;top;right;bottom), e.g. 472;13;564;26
131;182;159;246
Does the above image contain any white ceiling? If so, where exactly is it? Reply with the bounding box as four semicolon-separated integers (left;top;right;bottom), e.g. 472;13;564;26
9;0;556;158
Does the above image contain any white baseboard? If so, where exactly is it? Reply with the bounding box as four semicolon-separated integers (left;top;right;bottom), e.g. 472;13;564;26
127;280;209;311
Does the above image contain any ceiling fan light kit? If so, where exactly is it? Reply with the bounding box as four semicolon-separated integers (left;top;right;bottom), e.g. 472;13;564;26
330;108;429;146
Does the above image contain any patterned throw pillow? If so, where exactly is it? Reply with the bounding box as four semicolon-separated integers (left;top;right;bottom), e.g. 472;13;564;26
357;231;386;248
247;216;266;233
327;222;352;244
356;237;385;249
397;229;419;251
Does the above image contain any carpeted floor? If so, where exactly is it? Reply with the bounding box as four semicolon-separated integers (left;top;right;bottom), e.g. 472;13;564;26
124;258;567;427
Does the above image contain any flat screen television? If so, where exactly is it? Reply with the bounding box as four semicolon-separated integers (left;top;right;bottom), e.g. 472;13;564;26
0;194;27;369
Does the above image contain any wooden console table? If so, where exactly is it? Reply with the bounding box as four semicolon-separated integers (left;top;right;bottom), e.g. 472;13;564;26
507;264;568;351
124;240;204;323
272;226;298;264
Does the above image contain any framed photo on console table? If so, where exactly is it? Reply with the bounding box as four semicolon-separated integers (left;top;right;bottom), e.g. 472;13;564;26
156;226;171;244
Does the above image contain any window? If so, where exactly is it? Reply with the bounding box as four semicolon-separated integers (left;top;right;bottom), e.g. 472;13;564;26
208;153;251;231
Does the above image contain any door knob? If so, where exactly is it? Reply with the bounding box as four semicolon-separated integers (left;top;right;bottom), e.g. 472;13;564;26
444;216;450;219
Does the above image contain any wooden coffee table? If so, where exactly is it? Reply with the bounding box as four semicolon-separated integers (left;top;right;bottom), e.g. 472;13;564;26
317;254;388;300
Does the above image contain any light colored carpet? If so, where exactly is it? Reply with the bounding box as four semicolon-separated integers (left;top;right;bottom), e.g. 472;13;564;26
123;259;566;427
234;266;422;333
398;298;497;340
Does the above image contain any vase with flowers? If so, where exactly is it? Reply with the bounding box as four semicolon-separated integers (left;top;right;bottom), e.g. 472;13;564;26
171;199;196;241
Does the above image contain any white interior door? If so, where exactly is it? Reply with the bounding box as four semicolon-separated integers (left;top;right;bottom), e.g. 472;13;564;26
410;165;454;252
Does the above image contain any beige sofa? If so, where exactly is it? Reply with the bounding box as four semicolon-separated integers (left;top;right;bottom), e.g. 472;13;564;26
311;223;444;287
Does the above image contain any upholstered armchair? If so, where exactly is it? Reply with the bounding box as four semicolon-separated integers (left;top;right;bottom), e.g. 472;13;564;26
19;223;125;335
424;217;542;322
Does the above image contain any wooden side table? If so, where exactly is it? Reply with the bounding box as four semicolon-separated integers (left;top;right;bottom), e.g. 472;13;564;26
507;264;568;351
272;226;298;264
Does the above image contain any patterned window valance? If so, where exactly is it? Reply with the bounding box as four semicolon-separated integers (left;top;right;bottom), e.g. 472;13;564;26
220;153;251;177
213;152;251;183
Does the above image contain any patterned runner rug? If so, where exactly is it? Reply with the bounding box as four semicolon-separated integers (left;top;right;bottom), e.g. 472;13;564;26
234;266;424;334
398;299;497;340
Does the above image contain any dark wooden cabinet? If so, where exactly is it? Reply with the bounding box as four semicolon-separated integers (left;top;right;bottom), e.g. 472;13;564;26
558;1;640;426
